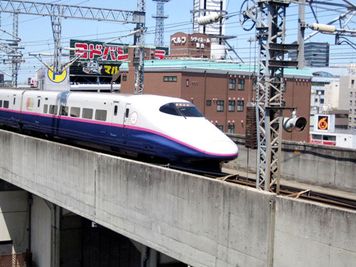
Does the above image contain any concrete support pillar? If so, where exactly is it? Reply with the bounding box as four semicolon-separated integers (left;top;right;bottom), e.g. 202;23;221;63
48;203;61;267
131;240;159;267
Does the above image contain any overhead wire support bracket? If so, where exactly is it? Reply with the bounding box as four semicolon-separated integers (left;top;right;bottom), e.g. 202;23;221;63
0;0;146;92
0;0;144;23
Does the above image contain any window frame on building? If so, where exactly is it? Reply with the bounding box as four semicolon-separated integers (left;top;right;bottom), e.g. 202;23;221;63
228;100;235;112
238;79;245;90
237;100;244;112
228;78;236;90
163;76;177;82
216;100;224;112
227;123;235;134
215;124;224;131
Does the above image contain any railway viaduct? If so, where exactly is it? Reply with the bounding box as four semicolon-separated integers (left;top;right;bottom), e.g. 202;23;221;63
0;129;355;267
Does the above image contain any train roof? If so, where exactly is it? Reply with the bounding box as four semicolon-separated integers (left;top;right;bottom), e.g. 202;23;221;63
0;88;189;106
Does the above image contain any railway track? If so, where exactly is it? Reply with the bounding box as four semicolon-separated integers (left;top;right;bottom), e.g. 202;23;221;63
221;174;356;211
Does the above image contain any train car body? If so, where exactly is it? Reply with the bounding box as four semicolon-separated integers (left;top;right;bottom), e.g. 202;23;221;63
0;89;238;172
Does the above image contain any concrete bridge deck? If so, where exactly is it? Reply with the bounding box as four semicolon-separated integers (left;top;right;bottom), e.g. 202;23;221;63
0;129;355;267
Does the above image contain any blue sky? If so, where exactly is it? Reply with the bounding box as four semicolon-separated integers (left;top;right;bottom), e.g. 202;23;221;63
0;0;354;83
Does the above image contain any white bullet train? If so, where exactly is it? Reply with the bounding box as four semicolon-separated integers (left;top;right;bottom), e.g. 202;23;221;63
0;89;238;172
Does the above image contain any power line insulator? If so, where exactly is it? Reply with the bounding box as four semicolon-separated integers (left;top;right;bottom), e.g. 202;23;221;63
197;13;222;25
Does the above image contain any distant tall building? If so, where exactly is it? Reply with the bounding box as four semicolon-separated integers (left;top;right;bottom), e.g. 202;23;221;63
290;42;330;67
192;0;227;59
340;73;356;129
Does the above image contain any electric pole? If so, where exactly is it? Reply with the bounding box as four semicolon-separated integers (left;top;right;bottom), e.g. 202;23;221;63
133;0;146;94
240;0;299;190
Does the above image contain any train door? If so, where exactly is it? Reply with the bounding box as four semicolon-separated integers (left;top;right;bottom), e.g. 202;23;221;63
123;103;131;140
109;101;121;140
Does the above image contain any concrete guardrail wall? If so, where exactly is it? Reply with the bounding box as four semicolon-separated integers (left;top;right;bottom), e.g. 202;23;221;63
0;130;355;267
227;135;356;193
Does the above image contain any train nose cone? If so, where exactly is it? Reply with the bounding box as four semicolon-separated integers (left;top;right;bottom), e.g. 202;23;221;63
204;140;238;157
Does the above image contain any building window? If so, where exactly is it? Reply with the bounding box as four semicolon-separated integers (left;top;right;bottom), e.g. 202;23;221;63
320;99;324;104
227;123;235;134
206;100;212;106
216;100;224;112
228;100;235;112
228;78;236;90
238;79;245;90
351;92;353;97
352;79;355;87
215;124;224;131
163;76;177;82
237;100;244;112
122;75;127;81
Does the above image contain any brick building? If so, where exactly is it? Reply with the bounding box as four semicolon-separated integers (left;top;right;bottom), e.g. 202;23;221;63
170;32;211;58
120;54;312;142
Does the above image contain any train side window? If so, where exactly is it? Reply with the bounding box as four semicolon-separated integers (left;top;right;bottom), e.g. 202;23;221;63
114;105;118;116
82;108;93;119
70;107;80;117
49;105;58;115
43;104;48;114
95;109;107;121
3;101;9;109
60;106;68;116
0;100;2;108
37;99;41;108
125;108;129;118
13;98;16;105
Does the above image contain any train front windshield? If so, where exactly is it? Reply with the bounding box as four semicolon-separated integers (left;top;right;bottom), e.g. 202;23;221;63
159;102;203;117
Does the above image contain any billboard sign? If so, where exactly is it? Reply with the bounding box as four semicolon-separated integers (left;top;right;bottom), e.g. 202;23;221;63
69;39;128;82
314;114;335;132
69;39;168;83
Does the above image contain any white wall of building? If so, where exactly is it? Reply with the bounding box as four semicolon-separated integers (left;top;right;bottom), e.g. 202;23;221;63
193;0;226;59
324;80;340;110
340;73;356;128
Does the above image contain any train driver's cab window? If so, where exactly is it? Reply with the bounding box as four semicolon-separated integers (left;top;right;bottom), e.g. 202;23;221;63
82;108;93;119
95;109;107;121
70;107;80;117
49;105;58;115
3;101;9;109
43;104;48;114
159;102;203;117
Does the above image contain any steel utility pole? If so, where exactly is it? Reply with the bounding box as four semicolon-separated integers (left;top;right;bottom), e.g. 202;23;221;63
298;0;305;68
240;0;298;190
133;0;145;94
11;11;20;87
0;0;145;89
152;0;170;47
